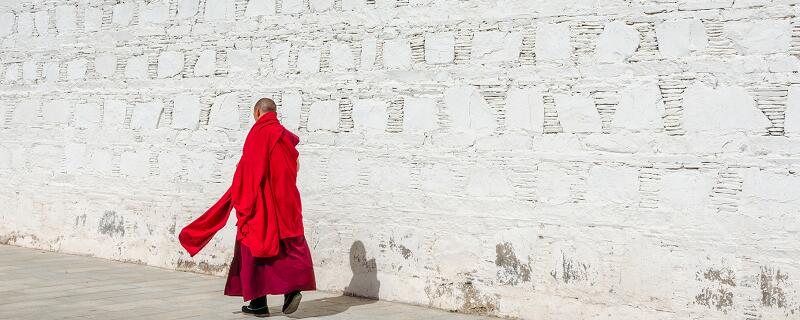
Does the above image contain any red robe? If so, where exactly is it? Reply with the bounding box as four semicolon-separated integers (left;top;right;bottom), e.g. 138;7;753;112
179;112;304;258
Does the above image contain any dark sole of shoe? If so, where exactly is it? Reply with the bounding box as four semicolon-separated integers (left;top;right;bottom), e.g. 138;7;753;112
283;292;302;314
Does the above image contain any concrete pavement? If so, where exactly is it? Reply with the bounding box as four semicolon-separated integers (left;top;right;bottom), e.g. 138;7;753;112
0;244;495;320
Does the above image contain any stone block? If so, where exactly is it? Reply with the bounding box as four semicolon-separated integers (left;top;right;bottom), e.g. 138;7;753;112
172;94;201;129
655;18;708;57
586;165;639;204
131;100;164;129
425;32;455;64
66;58;87;81
297;153;322;187
208;93;240;129
64;143;86;174
95;53;118;78
34;11;49;35
444;86;496;133
88;149;113;174
17;12;34;36
43;62;59;82
194;50;216;76
724;19;791;55
55;5;77;34
368;161;410;192
659;170;715;212
140;0;170;24
310;0;334;11
84;7;103;32
280;93;302;130
352;99;388;133
42;100;71;124
465;166;514;197
742;170;800;205
595;21;640;63
553;94;602;133
22;61;38;81
307;100;340;131
177;0;200;19
245;0;276;16
120;151;151;178
297;47;321;73
31;145;62;172
342;0;365;10
227;49;258;74
186;152;217;182
535;23;571;62
103;99;127;129
204;0;236;20
329;42;355;71
157;51;184;78
282;0;304;14
124;55;149;79
4;63;20;82
402;97;438;133
158;151;182;179
536;162;577;204
328;150;360;187
75;103;101;128
360;37;377;70
0;10;14;37
13;99;39;124
611;83;664;131
112;2;135;26
471;31;523;62
420;163;456;193
505;87;544;132
682;84;770;134
383;39;412;69
270;42;291;74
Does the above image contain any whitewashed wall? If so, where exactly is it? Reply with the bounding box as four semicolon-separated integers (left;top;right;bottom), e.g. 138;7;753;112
2;0;800;318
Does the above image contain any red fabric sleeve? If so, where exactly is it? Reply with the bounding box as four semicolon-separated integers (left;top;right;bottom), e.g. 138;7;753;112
178;188;234;257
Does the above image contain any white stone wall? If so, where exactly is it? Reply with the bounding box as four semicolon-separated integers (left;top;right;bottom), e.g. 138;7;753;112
1;0;800;318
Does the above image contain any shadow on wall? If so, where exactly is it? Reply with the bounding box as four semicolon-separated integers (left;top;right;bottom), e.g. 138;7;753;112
287;240;380;319
344;240;381;299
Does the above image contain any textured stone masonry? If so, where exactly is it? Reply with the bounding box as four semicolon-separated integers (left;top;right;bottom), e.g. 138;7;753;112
2;0;800;319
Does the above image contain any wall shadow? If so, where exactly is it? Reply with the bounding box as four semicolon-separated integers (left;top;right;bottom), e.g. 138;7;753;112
344;240;381;299
286;240;380;318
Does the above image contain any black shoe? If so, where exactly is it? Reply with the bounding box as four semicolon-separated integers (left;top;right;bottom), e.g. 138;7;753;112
243;296;270;317
242;305;270;317
282;291;302;314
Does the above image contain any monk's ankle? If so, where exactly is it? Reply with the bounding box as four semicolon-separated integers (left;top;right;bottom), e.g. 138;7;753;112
249;295;267;309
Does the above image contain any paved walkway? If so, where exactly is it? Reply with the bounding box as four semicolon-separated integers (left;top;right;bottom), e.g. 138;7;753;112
0;245;493;320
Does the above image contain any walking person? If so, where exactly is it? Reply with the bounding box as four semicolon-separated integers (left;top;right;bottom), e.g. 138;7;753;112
179;98;315;317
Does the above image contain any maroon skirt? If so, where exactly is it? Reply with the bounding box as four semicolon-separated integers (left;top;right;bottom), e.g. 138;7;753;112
224;236;317;301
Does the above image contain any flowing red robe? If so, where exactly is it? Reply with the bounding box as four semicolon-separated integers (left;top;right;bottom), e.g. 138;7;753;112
179;112;304;258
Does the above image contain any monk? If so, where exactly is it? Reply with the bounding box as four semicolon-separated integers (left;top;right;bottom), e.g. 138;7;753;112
179;98;316;317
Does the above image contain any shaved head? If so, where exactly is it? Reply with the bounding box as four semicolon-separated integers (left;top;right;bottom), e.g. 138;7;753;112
254;98;277;113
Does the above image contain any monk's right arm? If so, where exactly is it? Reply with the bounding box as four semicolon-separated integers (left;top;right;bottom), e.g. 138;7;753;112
178;187;234;257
